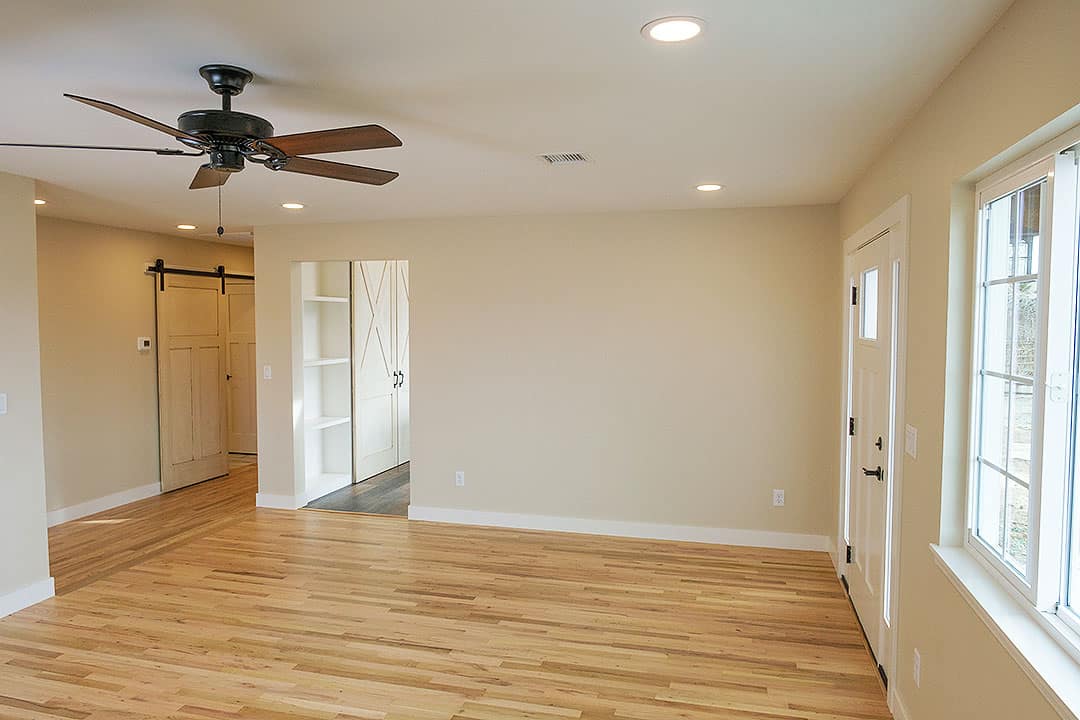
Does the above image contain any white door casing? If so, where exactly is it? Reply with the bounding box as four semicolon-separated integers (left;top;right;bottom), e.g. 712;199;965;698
836;196;909;714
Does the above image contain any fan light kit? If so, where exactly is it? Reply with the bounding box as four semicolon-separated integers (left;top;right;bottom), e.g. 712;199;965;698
33;198;46;205
642;17;704;42
281;202;305;209
696;184;724;192
176;224;197;230
0;64;403;191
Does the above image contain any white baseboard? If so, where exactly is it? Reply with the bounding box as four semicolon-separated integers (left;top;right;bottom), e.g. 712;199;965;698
890;688;911;720
47;482;160;527
0;577;55;619
255;492;302;510
406;506;830;551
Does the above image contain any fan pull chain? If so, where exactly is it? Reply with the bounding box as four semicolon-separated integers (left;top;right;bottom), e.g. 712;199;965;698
217;185;224;238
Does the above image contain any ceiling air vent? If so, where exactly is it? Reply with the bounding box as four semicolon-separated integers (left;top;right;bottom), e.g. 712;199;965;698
538;152;590;165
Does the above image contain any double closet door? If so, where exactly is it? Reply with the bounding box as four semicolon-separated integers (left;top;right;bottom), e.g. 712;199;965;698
353;260;410;481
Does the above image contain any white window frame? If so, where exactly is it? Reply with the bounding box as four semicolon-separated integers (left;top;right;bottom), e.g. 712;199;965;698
968;148;1079;623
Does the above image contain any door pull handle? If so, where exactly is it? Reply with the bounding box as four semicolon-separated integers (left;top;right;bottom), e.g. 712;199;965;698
862;466;884;481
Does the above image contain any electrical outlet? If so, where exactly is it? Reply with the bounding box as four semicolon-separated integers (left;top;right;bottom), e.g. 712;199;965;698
455;471;465;487
913;648;921;688
772;489;785;507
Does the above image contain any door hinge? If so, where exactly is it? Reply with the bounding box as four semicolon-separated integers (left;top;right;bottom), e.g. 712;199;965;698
851;286;858;305
849;417;856;436
846;545;853;563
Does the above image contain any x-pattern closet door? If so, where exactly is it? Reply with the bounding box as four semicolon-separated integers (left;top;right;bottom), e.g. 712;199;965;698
395;261;410;463
354;261;400;480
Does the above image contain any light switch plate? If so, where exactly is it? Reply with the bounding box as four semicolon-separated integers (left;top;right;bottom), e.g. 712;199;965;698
905;424;918;459
263;365;272;380
0;393;7;415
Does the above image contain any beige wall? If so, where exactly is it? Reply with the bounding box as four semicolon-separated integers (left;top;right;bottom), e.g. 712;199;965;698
36;217;253;513
254;206;841;537
0;171;51;600
838;0;1080;717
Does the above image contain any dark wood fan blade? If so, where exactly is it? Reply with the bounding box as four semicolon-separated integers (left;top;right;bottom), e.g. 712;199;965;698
277;156;398;185
0;142;202;156
65;94;203;143
190;164;231;190
262;125;402;156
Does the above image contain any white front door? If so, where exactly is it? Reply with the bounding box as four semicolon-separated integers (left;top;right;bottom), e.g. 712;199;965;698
848;233;892;668
354;260;399;480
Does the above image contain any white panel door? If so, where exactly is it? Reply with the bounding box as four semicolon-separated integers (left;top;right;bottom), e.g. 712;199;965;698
354;260;399;479
395;261;410;463
225;281;257;454
157;274;228;491
848;233;892;666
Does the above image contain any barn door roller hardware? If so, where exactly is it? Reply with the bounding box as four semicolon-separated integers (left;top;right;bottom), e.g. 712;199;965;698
149;258;254;294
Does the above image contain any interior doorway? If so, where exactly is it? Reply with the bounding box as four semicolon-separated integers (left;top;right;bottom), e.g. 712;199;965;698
838;198;908;708
154;261;257;493
300;260;410;517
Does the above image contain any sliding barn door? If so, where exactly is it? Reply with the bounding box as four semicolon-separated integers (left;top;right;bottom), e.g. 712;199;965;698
225;281;257;454
354;260;399;480
395;261;410;463
157;274;228;491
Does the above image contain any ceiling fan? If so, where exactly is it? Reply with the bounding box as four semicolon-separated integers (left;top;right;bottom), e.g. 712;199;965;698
0;64;402;189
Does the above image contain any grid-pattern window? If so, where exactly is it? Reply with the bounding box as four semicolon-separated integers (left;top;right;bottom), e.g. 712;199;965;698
970;148;1080;638
973;180;1044;577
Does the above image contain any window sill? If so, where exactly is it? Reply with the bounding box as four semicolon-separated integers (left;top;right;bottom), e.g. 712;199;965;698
931;544;1080;720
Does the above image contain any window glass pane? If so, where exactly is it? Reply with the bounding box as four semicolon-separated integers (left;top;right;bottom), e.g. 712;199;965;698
983;283;1013;376
1014;280;1038;379
861;267;878;340
985;192;1015;281
1017;182;1041;277
1005;477;1030;572
1008;382;1033;484
979;375;1010;470
978;463;1006;554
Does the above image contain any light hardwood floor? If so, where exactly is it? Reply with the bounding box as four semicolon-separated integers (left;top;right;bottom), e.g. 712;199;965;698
7;467;891;720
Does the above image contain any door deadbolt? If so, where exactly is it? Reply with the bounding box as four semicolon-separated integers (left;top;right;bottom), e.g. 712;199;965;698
875;436;883;450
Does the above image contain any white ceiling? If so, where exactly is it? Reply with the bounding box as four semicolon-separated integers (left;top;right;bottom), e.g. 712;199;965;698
0;0;1011;241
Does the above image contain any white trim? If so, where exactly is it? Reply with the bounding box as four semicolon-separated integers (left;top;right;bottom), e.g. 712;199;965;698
0;577;55;619
406;506;830;551
977;123;1080;198
836;194;910;695
255;492;302;510
932;543;1080;720
46;482;160;527
890;690;912;720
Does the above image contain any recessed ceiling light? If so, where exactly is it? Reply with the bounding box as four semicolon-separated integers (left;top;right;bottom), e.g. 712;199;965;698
33;198;46;205
176;224;197;230
642;16;704;43
281;202;305;210
696;184;724;192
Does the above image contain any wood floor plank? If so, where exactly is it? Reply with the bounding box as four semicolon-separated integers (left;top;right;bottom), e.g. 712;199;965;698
9;469;891;719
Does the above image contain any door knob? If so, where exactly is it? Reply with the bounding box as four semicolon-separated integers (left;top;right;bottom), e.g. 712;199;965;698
862;466;884;481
